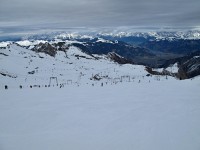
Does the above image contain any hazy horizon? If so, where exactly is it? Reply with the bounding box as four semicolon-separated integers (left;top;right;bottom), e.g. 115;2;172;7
1;0;200;38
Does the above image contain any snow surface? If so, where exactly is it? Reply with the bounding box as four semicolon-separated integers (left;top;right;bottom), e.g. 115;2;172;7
16;40;47;47
1;77;200;150
194;56;200;59
165;63;179;73
0;44;148;89
55;33;93;40
1;43;200;150
96;38;113;43
0;41;11;48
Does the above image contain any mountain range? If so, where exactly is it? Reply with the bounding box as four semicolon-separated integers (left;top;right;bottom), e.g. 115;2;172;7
1;30;200;79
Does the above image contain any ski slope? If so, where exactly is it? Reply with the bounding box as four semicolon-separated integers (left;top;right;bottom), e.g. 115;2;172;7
0;43;200;150
0;44;149;89
1;77;200;150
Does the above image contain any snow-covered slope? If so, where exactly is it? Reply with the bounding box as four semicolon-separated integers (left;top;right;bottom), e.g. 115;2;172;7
0;41;12;48
98;30;200;40
0;43;150;90
1;41;200;150
1;77;200;150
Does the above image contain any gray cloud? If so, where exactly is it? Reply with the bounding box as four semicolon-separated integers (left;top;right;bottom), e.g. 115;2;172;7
0;0;200;33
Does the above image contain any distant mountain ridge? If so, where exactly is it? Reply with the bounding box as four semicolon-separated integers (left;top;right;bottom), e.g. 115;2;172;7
1;38;200;79
1;30;200;79
1;30;199;42
1;35;200;65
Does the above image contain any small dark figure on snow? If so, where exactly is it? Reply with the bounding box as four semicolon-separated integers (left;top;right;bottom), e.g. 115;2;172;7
60;84;63;88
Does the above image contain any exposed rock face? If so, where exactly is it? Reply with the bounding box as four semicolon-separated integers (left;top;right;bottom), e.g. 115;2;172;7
72;41;154;60
33;43;57;57
145;67;175;76
0;70;17;78
53;42;69;52
178;56;200;79
107;52;134;64
146;52;200;79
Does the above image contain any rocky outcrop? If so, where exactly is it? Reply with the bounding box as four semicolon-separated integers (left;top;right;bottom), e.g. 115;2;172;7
107;52;134;64
146;54;200;79
72;41;155;60
177;56;200;79
0;70;17;78
52;42;69;52
145;67;177;77
32;42;57;57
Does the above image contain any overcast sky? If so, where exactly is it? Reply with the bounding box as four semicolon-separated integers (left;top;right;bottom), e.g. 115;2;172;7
0;0;200;34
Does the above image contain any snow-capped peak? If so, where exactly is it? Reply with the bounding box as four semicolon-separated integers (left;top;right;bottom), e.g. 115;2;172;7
16;40;48;47
0;41;12;48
